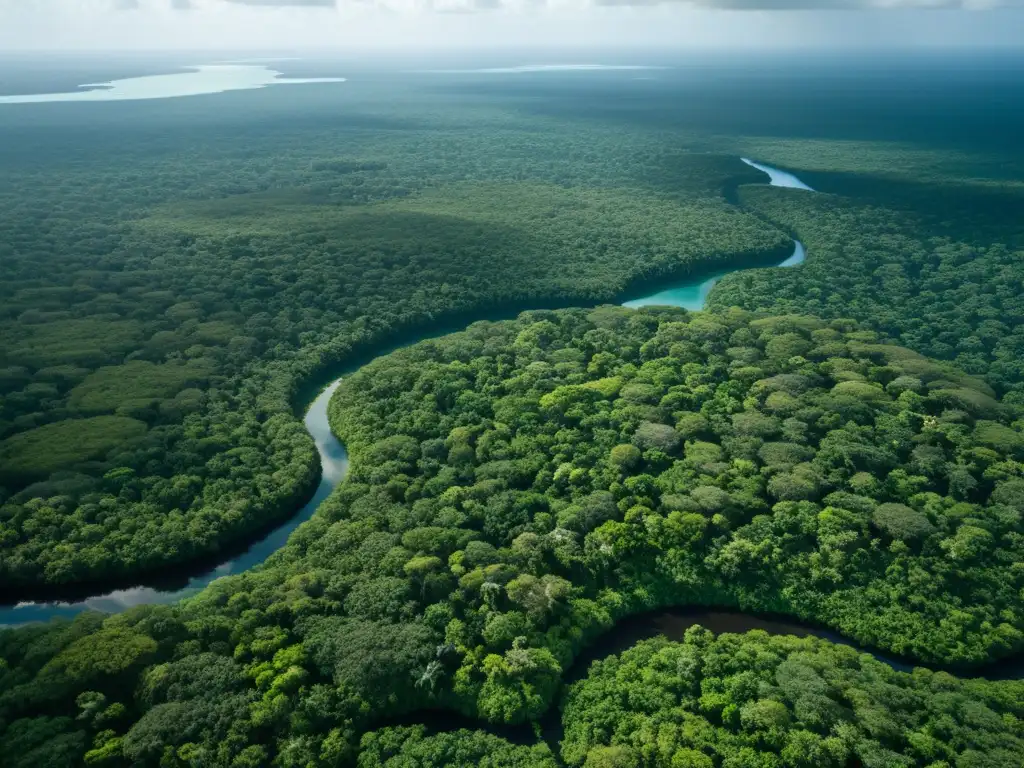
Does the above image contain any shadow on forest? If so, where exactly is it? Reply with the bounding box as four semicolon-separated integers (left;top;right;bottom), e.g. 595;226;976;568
367;605;1024;764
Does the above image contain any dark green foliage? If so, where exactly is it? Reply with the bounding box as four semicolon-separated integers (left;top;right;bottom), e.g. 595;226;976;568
561;631;1024;768
3;307;1021;766
328;307;1024;674
302;617;437;708
711;185;1024;403
3;59;1024;767
66;360;213;415
122;696;252;765
871;502;935;542
0;415;149;481
0;716;87;768
357;726;557;767
0;95;789;586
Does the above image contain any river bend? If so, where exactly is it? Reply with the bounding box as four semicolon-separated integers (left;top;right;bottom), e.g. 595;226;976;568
6;157;1017;680
0;159;817;636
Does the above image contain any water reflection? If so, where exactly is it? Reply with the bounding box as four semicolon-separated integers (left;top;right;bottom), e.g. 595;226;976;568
421;64;666;74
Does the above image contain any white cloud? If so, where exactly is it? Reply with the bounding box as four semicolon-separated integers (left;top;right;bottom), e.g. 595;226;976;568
0;0;1021;50
222;0;337;6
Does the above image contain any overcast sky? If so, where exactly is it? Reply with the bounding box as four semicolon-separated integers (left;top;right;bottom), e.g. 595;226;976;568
0;0;1021;51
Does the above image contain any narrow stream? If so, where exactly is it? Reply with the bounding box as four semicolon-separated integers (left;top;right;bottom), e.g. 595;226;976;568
0;158;817;626
623;239;805;310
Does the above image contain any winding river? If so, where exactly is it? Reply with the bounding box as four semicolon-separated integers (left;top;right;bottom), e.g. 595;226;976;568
0;381;348;625
4;156;1020;685
8;158;981;682
0;158;806;625
623;159;809;310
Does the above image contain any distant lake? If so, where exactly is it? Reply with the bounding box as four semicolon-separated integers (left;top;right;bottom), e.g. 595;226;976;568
0;64;345;104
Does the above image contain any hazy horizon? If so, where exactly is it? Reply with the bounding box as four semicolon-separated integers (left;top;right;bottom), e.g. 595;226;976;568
2;1;1024;53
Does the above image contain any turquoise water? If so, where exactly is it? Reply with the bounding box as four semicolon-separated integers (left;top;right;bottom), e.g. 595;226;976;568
622;272;723;311
622;156;810;313
622;240;806;311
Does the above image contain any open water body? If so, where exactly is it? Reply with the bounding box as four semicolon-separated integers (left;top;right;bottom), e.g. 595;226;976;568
14;158;1001;683
0;64;345;104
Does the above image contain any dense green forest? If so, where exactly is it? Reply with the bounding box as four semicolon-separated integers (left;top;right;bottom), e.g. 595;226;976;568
357;727;556;767
3;60;1023;589
3;307;1023;765
710;186;1024;401
561;631;1024;767
0;91;788;586
324;306;1024;671
3;58;1024;766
